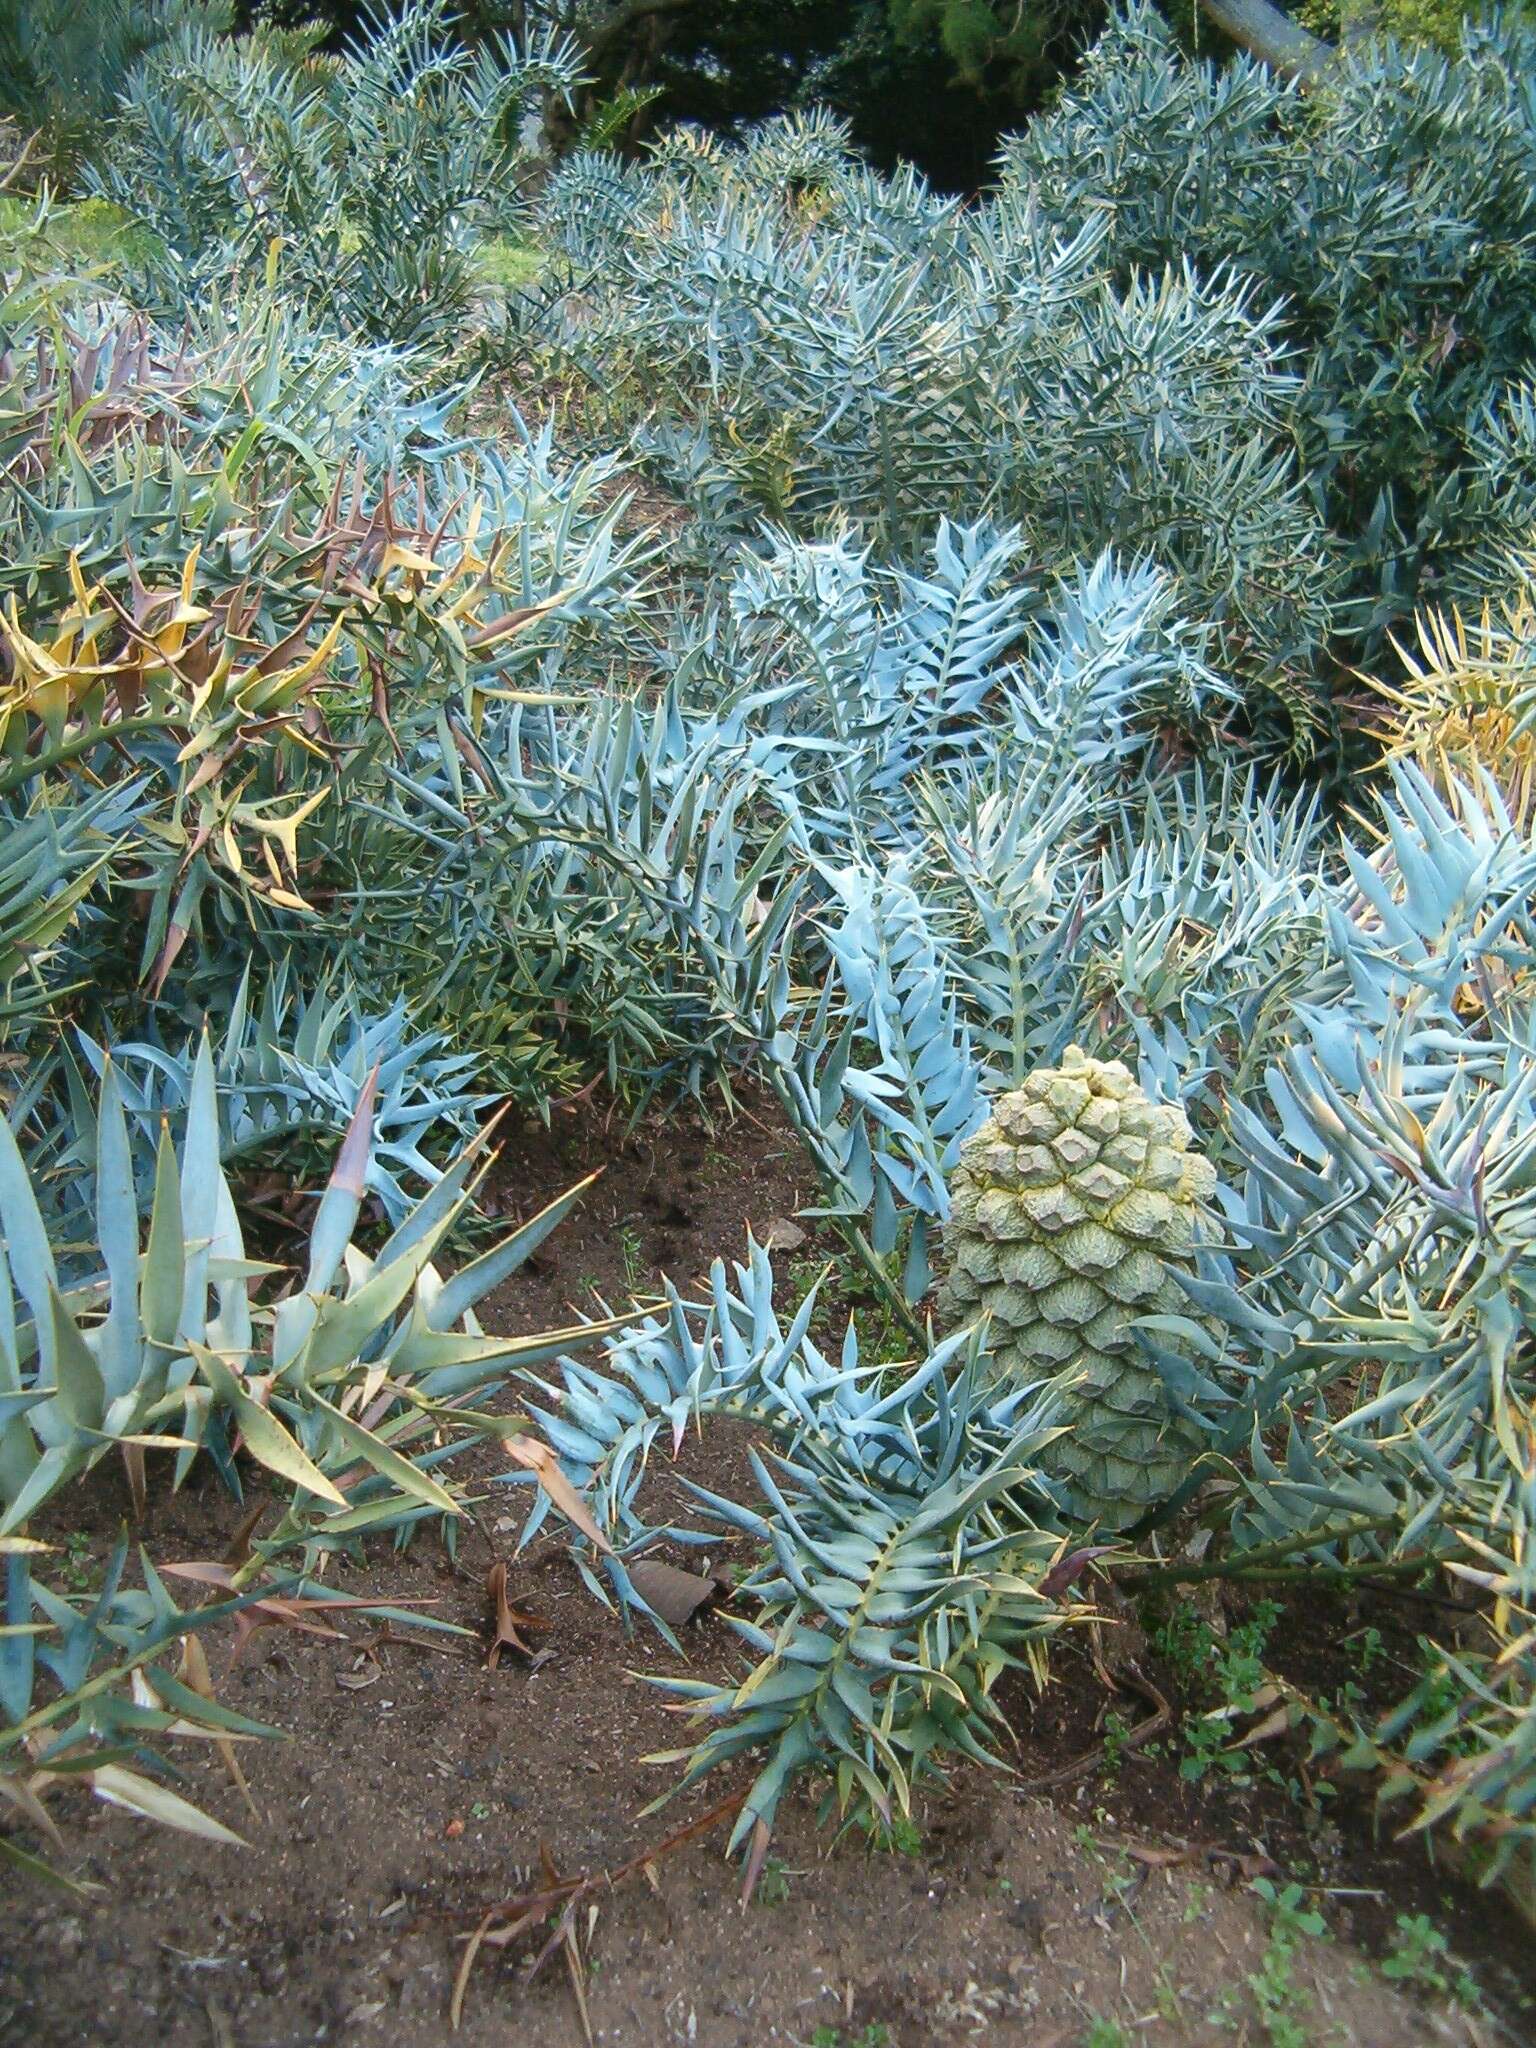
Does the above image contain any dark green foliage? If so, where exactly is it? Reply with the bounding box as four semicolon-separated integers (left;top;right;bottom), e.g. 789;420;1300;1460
636;0;1065;190
93;0;578;347
0;0;227;176
1007;4;1536;656
888;0;1102;106
233;0;1536;197
534;113;1338;710
246;0;1105;192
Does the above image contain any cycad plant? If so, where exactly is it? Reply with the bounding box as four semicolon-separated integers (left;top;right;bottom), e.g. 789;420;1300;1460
58;964;492;1227
1367;547;1536;824
938;1046;1219;1528
0;1038;630;1541
448;508;1536;1901
1;1533;281;1885
94;0;580;348
1002;3;1536;659
533;109;1334;701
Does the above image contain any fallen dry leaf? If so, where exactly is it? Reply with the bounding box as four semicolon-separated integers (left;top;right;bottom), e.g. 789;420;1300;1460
485;1561;543;1668
179;1633;258;1822
1117;1842;1200;1870
500;1437;613;1556
1232;1701;1294;1749
161;1560;441;1668
628;1558;722;1630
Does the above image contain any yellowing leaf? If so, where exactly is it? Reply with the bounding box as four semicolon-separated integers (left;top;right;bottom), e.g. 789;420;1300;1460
501;1436;613;1556
88;1765;244;1846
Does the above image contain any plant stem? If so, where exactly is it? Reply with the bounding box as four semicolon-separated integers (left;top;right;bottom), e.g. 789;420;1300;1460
1165;1559;1423;1587
0;717;166;796
1118;1512;1405;1588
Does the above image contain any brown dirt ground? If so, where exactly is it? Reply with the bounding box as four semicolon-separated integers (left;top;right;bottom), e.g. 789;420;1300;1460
2;1096;1533;2048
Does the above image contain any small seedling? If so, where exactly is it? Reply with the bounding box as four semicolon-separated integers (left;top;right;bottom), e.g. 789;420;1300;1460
619;1222;646;1292
1082;2019;1131;2048
60;1530;96;1592
1100;1707;1133;1778
1152;1599;1298;1791
1251;1879;1327;1943
871;1813;924;1857
1381;1914;1483;2010
1247;1879;1327;2048
1346;1625;1386;1675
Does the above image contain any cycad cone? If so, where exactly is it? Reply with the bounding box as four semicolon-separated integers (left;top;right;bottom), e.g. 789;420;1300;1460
939;1046;1216;1529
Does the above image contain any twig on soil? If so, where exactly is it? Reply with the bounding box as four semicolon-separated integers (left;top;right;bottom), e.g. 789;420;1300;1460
1017;1663;1172;1792
442;1789;748;2032
532;1847;595;2048
358;1621;473;1661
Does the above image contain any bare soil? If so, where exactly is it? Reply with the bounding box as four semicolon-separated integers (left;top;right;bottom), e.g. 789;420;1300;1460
2;1096;1532;2048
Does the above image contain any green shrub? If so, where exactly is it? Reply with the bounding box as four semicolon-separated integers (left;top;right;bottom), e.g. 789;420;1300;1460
92;0;578;349
1006;4;1536;655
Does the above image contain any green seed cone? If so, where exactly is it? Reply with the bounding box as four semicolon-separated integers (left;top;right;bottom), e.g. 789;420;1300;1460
939;1046;1216;1529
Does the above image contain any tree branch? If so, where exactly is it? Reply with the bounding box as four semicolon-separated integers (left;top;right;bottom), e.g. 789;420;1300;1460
568;0;698;69
1196;0;1337;81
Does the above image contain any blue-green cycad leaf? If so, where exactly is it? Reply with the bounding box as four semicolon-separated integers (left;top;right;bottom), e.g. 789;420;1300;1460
93;1062;141;1405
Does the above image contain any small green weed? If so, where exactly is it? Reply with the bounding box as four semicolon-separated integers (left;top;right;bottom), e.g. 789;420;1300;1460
809;2026;890;2048
1082;2020;1131;2048
1247;1879;1327;2048
59;1530;95;1593
1251;1878;1327;1943
1343;1625;1386;1676
1380;1914;1483;2010
1152;1599;1294;1787
1100;1707;1133;1779
786;1244;910;1369
865;1812;924;1857
618;1222;646;1293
